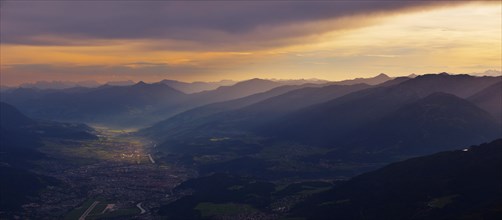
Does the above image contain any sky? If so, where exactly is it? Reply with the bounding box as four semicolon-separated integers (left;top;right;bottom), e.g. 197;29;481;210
0;0;501;86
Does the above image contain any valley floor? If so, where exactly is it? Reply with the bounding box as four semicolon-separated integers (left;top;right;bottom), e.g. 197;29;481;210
21;127;196;219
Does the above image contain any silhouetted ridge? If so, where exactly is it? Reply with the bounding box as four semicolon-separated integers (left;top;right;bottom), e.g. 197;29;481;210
260;74;500;147
0;102;35;129
135;81;147;86
468;81;502;122
340;92;500;157
1;82;188;127
143;83;371;141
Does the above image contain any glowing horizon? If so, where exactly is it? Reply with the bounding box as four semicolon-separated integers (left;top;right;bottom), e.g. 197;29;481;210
1;1;500;86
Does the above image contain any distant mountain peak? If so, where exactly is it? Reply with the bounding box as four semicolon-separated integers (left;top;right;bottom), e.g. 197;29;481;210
482;69;501;76
231;78;277;87
132;81;149;87
160;79;179;83
242;78;269;83
329;73;393;86
375;73;390;78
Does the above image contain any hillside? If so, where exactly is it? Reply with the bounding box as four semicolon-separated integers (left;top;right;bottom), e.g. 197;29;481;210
1;79;289;128
261;74;500;146
141;74;501;180
141;84;319;139
144;83;370;141
1;82;188;127
0;102;93;214
291;139;502;220
338;92;500;158
187;78;283;104
0;101;96;162
468;81;502;122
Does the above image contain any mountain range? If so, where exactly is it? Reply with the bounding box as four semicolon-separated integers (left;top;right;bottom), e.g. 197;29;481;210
138;73;501;179
1;74;395;128
0;102;96;163
260;74;500;149
1;72;501;218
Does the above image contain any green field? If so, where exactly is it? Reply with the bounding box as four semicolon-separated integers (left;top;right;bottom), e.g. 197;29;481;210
40;133;151;164
195;202;257;217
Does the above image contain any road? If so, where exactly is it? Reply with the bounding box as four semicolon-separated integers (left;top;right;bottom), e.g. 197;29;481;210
79;201;99;220
148;154;155;164
136;202;146;214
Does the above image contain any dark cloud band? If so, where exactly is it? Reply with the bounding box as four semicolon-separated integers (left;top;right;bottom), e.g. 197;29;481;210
0;0;481;49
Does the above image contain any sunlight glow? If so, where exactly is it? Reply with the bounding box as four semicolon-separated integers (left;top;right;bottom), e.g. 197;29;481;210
1;2;500;85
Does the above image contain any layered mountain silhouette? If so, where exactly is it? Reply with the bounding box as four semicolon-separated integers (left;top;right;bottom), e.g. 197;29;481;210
19;80;101;89
141;83;318;139
1;74;397;128
338;92;500;157
1;79;292;127
186;78;283;104
1;82;187;127
142;83;371;140
1;72;500;218
468;81;502;122
329;73;392;85
161;79;236;94
261;74;500;147
141;73;500;168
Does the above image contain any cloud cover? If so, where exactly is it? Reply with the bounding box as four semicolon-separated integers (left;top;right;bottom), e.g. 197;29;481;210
0;0;477;50
1;0;499;86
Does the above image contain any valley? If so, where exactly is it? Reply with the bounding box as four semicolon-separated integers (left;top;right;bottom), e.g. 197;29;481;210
2;1;501;219
1;73;501;219
18;127;196;219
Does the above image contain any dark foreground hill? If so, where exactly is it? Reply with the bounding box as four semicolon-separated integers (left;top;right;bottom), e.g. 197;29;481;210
0;102;95;214
154;139;502;220
290;139;502;220
0;166;60;213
